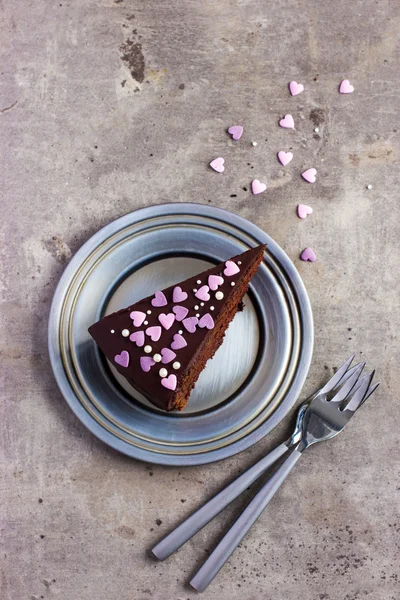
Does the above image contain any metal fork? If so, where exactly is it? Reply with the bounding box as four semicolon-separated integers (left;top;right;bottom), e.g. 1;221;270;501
152;355;379;592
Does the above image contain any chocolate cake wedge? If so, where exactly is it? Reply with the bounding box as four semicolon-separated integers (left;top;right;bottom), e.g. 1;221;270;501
89;244;266;411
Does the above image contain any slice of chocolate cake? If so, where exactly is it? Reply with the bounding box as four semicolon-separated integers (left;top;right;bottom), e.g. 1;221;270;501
89;244;266;411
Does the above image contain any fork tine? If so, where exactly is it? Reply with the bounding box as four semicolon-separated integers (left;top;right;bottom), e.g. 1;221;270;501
329;362;365;403
342;371;374;412
359;381;380;407
319;354;355;395
345;371;371;395
331;363;363;390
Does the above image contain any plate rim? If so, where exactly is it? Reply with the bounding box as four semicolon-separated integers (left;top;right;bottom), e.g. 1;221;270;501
48;202;313;465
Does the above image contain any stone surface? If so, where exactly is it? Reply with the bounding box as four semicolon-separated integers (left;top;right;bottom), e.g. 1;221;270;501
1;1;399;599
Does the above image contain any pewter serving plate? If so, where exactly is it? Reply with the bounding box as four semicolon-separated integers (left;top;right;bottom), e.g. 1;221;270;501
48;203;313;465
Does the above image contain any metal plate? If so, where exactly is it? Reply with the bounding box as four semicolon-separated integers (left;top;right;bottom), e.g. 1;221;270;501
48;203;313;465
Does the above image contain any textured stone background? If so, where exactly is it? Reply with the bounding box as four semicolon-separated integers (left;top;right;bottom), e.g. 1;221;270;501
1;1;399;599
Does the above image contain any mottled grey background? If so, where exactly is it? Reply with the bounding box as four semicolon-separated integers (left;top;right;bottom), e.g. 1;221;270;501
1;1;399;599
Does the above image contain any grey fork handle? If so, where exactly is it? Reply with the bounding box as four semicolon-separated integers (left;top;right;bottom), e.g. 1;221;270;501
190;447;302;592
152;442;288;561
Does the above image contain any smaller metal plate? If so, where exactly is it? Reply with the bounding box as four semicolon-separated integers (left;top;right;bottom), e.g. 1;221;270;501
48;203;313;465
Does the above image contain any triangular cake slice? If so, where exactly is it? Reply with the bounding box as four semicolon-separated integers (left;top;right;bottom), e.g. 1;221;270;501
89;244;266;411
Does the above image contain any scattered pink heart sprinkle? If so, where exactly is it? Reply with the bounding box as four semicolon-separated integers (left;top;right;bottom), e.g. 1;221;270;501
158;312;175;330
140;356;155;372
130;311;146;327
172;286;188;303
195;285;210;301
301;168;317;183
279;114;295;129
151;291;167;307
161;348;176;364
297;204;313;219
289;81;304;96
228;125;243;140
208;274;224;290
146;325;162;342
300;247;316;262
171;333;187;350
161;374;177;391
114;350;129;368
277;151;293;166
198;313;215;330
224;260;240;277
129;330;145;347
339;79;354;94
172;305;189;322
210;157;225;173
251;179;267;195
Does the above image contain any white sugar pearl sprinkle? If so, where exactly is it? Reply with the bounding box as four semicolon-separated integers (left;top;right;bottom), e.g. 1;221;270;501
172;361;181;370
314;127;319;133
193;288;198;293
367;184;372;190
194;305;199;310
252;141;258;147
153;353;162;363
196;313;200;318
147;310;152;315
210;306;214;311
231;282;235;286
144;345;152;353
144;320;148;325
111;329;115;334
215;291;224;300
121;329;130;337
200;302;204;307
178;330;183;335
159;368;168;378
196;280;201;284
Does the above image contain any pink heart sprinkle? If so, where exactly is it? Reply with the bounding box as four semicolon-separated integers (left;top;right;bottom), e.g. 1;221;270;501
195;285;210;301
182;317;198;333
297;204;313;219
251;179;267;195
224;260;240;277
208;274;224;290
140;356;155;372
151;291;167;307
300;247;316;262
277;151;293;166
129;330;145;347
146;325;162;342
198;313;214;330
114;350;129;368
161;374;177;391
172;305;189;322
279;114;295;129
171;333;187;350
210;157;225;173
130;311;146;327
158;312;175;330
161;347;176;364
301;168;317;183
172;286;188;303
227;125;243;141
339;79;354;94
289;81;304;96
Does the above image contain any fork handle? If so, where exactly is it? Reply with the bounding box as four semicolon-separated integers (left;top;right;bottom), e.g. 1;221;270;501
152;442;288;561
190;447;302;592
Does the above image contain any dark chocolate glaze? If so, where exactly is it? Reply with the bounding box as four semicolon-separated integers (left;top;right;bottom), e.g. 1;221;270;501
88;245;266;411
